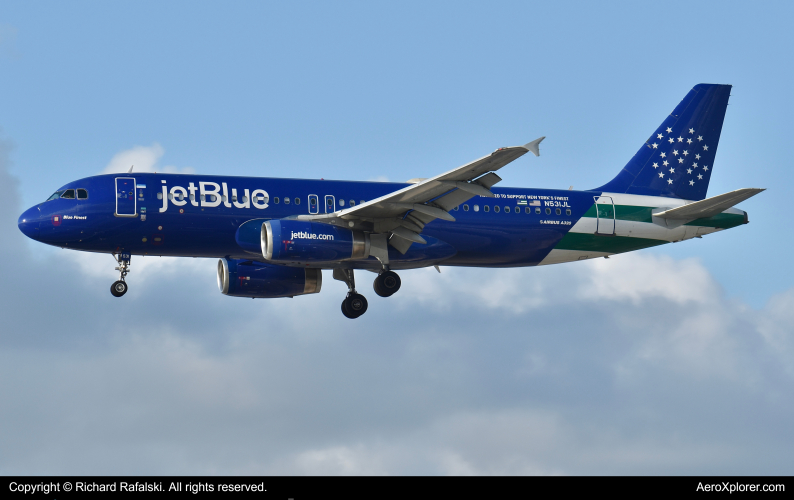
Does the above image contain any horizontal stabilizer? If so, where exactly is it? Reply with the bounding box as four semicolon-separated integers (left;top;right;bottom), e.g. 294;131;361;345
524;136;545;157
654;188;764;220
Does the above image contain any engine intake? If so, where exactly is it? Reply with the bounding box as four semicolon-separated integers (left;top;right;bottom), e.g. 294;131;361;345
261;219;369;263
217;258;321;298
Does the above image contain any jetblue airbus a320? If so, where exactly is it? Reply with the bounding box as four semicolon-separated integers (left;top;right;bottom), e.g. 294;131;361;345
18;84;762;318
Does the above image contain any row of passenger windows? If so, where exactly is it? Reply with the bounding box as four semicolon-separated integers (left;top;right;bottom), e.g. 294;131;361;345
46;189;88;201
456;204;571;216
152;190;572;217
157;192;368;207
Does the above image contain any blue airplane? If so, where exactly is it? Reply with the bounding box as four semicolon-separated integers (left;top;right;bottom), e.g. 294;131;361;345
18;84;763;318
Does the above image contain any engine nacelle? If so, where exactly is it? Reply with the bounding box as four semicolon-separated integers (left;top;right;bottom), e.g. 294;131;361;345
217;258;322;298
261;219;369;263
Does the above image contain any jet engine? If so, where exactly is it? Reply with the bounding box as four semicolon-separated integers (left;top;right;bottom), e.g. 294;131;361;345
217;257;321;298
261;219;369;263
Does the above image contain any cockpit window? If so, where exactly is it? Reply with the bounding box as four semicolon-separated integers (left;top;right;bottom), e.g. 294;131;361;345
77;189;88;199
46;190;65;201
60;189;76;199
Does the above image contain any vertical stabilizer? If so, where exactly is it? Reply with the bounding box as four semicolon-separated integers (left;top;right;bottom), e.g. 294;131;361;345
594;84;731;201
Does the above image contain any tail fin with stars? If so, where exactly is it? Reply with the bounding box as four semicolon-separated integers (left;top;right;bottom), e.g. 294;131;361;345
594;84;732;201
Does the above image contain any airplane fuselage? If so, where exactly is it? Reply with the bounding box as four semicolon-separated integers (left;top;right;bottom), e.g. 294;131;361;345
18;172;746;270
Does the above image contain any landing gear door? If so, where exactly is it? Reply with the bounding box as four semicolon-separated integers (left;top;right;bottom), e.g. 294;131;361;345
594;196;615;236
115;177;137;217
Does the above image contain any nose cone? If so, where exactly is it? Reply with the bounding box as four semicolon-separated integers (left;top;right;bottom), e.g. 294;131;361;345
18;207;41;240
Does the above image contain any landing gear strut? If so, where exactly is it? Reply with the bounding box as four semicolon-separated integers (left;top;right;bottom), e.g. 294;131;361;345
333;268;368;319
110;252;131;297
373;270;401;297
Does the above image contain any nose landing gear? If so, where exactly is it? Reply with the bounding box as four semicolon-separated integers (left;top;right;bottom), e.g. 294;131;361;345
110;252;131;297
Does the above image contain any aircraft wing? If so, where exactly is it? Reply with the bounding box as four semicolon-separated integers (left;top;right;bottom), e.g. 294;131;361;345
653;188;765;220
300;137;545;255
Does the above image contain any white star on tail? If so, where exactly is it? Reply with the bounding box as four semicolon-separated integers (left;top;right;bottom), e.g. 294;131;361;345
677;137;684;142
667;127;673;133
678;158;684;163
703;144;709;151
659;172;665;178
687;168;692;174
687;138;693;144
689;128;695;134
683;150;688;156
703;165;709;171
668;138;674;143
652;143;658;149
657;133;663;139
695;154;701;160
660;152;667;158
689;180;695;185
673;150;679;156
669;167;675;173
698;174;703;179
667;179;673;185
653;163;659;168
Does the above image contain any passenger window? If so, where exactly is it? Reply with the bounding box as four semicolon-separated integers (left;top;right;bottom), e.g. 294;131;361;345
360;200;365;205
349;200;355;206
168;193;174;200
504;206;510;213
545;208;551;215
463;204;469;211
232;195;237;202
525;207;530;214
514;207;520;213
190;194;195;201
339;199;345;207
535;207;541;214
274;197;280;204
453;205;459;211
555;208;561;215
484;205;490;212
473;205;479;212
494;206;500;213
61;189;76;199
284;197;290;205
243;196;248;203
294;197;300;205
157;192;163;200
77;189;88;199
566;209;571;216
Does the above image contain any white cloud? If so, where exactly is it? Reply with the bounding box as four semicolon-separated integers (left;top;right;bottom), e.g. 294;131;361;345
101;143;195;175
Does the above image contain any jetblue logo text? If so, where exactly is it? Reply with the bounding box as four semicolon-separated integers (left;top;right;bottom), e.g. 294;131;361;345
159;180;269;213
290;231;334;241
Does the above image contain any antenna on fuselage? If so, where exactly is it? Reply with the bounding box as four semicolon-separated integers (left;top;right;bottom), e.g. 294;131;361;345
128;165;134;173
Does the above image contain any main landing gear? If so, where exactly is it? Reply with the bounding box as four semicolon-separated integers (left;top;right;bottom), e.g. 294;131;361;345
334;268;368;319
333;267;402;318
373;270;401;297
110;252;131;297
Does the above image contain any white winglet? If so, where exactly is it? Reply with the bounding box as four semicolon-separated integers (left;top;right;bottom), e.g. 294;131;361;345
524;136;545;157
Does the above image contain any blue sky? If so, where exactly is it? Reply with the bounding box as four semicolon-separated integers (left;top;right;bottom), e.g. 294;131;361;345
1;1;792;474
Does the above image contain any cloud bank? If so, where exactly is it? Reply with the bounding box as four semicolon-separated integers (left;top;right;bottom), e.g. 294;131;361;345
2;143;792;475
